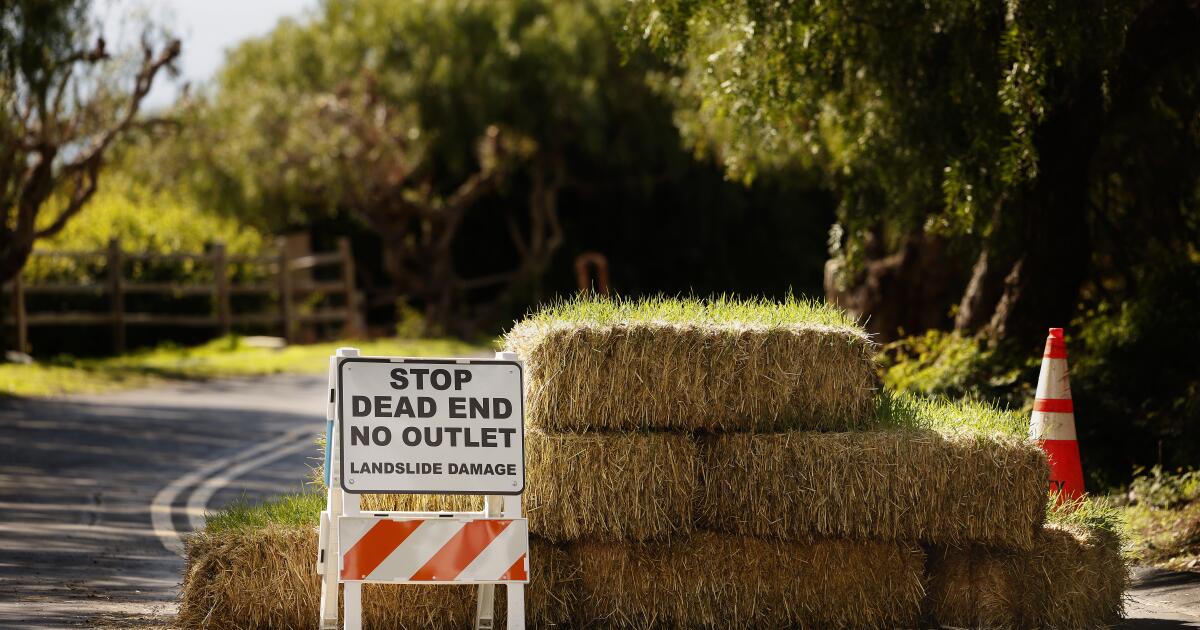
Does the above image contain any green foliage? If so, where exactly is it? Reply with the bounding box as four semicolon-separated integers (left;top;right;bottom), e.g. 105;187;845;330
38;176;264;254
23;176;266;283
1121;466;1200;570
0;1;90;84
1066;262;1200;485
1129;466;1200;510
159;0;669;228
628;0;1137;240
116;0;837;334
881;262;1200;487
879;330;1033;407
203;490;323;533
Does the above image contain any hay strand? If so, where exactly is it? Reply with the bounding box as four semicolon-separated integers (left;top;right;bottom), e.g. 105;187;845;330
504;297;878;432
572;533;926;629
363;429;698;543
924;522;1128;628
699;429;1049;549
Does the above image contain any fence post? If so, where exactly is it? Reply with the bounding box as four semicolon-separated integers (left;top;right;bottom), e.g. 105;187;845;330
212;242;232;337
276;237;294;343
337;237;364;337
108;238;125;354
12;274;26;354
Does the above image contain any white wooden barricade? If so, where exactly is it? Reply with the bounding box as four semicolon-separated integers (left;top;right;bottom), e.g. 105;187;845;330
316;348;527;630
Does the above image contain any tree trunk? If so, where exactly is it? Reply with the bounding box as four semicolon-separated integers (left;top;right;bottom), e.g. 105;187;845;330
0;242;34;286
826;230;964;341
985;78;1103;347
954;244;1009;332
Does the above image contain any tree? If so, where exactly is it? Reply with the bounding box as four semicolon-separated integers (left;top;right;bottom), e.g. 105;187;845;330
0;0;180;283
628;0;1200;347
166;0;712;333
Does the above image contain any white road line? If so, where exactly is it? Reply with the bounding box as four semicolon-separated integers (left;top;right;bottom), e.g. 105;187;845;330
184;435;314;531
150;426;316;556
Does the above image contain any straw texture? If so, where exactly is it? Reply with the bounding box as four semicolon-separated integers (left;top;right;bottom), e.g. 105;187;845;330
572;533;926;629
924;522;1127;628
178;526;575;629
363;429;699;543
699;429;1049;549
504;322;878;432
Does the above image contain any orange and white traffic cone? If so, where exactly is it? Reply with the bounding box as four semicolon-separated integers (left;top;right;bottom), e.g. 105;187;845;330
1030;327;1086;502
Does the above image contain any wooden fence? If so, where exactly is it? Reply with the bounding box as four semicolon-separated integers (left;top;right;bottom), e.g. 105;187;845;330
4;236;364;354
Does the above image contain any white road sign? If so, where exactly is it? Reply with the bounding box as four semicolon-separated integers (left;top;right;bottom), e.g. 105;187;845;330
338;357;524;494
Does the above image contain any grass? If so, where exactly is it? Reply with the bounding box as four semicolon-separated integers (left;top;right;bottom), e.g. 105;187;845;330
514;293;861;329
875;390;1029;438
203;490;324;534
1119;466;1200;571
1050;495;1124;537
0;335;486;397
505;294;878;432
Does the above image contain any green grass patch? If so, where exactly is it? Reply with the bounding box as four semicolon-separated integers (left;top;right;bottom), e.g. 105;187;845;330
0;335;486;397
1049;495;1123;537
874;390;1028;438
516;294;861;330
1118;466;1200;571
203;490;324;533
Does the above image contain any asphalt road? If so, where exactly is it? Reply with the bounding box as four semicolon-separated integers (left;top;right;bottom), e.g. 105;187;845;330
0;374;1197;628
0;375;327;628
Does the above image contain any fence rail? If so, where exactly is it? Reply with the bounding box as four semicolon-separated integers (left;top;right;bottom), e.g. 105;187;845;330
5;236;364;354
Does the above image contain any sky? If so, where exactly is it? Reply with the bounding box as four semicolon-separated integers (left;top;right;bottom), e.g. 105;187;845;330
95;0;318;109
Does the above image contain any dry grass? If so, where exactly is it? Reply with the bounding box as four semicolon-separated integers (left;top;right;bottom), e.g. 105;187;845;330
571;533;926;629
178;526;576;629
925;512;1128;628
361;429;698;543
359;493;484;513
699;428;1049;549
503;296;878;432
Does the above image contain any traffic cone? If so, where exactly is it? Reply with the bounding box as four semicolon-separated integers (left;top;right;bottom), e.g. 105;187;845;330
1030;327;1086;502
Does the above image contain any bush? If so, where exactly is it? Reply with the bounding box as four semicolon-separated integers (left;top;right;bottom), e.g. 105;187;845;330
1128;466;1200;510
25;174;267;284
882;262;1200;490
1071;262;1200;488
879;330;1035;410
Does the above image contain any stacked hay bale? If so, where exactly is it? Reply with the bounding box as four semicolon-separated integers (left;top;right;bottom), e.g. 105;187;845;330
924;500;1129;628
500;297;921;627
497;296;1124;628
179;295;1127;628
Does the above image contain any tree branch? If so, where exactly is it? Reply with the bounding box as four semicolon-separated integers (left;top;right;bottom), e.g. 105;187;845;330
60;38;180;179
35;162;99;239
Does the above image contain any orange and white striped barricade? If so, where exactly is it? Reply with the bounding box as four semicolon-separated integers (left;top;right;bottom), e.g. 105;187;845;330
1030;328;1086;502
317;348;528;630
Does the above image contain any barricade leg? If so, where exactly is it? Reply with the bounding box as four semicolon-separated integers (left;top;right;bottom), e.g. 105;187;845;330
474;495;503;629
506;584;525;630
319;354;341;628
503;493;525;630
344;582;362;630
474;583;496;630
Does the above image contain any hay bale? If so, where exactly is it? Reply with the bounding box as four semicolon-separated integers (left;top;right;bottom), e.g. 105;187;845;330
573;533;925;629
178;525;576;629
699;429;1049;548
360;493;483;513
363;429;698;543
925;522;1127;628
503;297;878;432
